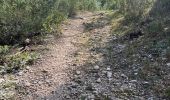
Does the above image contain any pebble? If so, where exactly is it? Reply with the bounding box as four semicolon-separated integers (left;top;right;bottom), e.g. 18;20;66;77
143;81;149;84
134;73;138;75
102;71;107;74
148;54;152;58
64;28;68;30
76;71;81;75
120;84;129;90
107;72;112;78
25;81;31;87
42;69;48;73
29;70;33;73
26;66;30;70
93;90;98;94
46;80;51;84
86;84;94;91
130;80;137;83
164;27;168;31
38;81;43;85
88;95;95;99
94;65;100;70
121;74;127;78
162;58;167;61
106;67;111;71
70;82;78;88
65;95;71;99
0;78;5;83
18;71;23;76
166;63;170;67
96;78;101;83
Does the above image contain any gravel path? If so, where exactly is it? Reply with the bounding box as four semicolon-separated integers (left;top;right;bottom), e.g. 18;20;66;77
16;12;97;100
14;10;169;100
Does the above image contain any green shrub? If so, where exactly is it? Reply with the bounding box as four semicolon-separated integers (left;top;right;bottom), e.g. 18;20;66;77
165;88;170;97
0;0;66;45
147;20;164;33
43;11;65;33
0;45;10;65
0;45;10;55
0;0;107;45
5;52;38;72
1;52;38;73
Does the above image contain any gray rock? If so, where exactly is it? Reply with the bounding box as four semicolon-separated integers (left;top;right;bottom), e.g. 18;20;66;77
0;78;5;83
120;84;129;91
70;82;78;88
121;74;127;78
86;84;95;91
162;57;167;61
164;27;168;31
96;78;101;83
26;66;30;70
166;63;170;67
143;81;149;84
130;80;137;83
65;95;71;99
107;72;112;78
64;28;68;30
134;73;138;75
94;65;100;70
76;71;81;75
88;94;95;99
106;67;111;71
102;71;107;74
25;81;31;87
18;71;23;76
93;90;98;94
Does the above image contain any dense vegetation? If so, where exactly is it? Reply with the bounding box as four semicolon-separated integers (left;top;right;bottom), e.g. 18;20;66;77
0;0;166;45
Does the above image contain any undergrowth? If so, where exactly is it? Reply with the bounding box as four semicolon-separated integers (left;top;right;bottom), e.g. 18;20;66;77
0;45;38;74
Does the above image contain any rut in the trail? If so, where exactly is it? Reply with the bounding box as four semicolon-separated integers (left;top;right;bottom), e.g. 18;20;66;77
16;12;98;99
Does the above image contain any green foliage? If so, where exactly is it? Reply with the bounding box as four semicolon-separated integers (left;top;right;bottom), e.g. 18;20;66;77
4;52;38;73
0;46;10;65
147;20;164;33
0;0;109;45
150;0;170;18
0;45;10;55
0;51;38;73
43;11;65;33
165;88;170;97
0;0;67;45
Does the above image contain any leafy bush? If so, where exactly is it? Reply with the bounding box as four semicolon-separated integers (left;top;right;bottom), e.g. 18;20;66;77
0;0;66;45
147;20;164;33
0;46;10;65
0;0;108;45
0;51;38;73
0;45;10;55
5;52;38;73
150;0;170;18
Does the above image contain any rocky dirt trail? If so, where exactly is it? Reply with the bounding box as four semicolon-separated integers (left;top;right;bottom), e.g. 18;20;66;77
14;11;167;100
15;12;102;100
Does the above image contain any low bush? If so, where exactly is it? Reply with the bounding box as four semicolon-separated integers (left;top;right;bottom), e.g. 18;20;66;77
0;0;70;45
0;51;38;74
